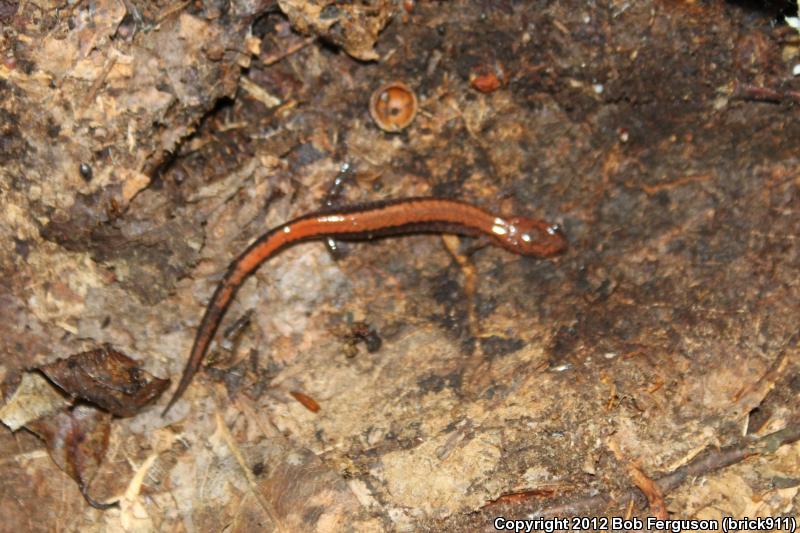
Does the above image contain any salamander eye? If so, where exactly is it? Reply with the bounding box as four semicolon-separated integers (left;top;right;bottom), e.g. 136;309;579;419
546;224;561;236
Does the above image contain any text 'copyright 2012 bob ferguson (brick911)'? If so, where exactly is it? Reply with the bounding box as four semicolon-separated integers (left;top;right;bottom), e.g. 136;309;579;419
492;515;798;533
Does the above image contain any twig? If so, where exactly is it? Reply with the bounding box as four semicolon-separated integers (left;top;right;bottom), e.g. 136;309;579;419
155;0;191;23
261;37;315;66
627;464;667;519
84;54;118;105
731;81;800;104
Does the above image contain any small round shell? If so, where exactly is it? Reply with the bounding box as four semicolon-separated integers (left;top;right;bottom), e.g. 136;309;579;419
369;82;418;132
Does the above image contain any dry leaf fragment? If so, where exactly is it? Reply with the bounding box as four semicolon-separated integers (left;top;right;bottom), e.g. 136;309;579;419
26;405;116;509
39;345;170;417
0;372;72;430
277;0;393;61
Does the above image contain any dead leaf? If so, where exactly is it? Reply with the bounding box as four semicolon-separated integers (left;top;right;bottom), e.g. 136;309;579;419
39;346;170;417
26;405;116;509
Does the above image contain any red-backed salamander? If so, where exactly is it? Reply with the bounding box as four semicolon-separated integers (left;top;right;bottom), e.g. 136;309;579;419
162;197;567;415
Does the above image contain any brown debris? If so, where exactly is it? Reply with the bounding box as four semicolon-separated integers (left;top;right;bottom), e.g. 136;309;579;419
289;390;321;413
469;62;507;94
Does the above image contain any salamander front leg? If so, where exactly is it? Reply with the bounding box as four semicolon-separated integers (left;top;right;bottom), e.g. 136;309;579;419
322;162;356;259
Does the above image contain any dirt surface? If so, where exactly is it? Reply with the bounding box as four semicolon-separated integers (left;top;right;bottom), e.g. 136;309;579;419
1;0;799;531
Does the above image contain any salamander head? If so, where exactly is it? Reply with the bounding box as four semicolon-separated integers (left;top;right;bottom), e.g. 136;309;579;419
493;216;568;257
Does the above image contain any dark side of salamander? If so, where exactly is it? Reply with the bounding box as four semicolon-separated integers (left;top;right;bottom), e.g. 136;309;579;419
162;197;567;416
